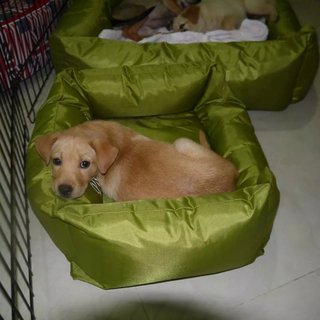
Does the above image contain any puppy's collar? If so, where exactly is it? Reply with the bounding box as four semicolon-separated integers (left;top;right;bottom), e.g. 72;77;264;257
90;177;102;195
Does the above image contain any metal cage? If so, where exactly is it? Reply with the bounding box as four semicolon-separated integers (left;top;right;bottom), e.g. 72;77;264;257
0;1;68;319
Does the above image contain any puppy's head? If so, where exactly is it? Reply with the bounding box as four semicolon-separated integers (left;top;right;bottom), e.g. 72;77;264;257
172;5;200;32
35;132;118;199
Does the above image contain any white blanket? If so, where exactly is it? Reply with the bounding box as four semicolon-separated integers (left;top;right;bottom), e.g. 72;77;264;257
98;19;268;44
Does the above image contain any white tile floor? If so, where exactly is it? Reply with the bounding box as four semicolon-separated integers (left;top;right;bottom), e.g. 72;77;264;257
29;1;320;319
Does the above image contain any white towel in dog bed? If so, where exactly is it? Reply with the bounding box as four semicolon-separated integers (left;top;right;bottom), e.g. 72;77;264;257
99;19;268;43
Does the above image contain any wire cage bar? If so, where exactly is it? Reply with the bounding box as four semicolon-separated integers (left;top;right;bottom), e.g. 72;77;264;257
1;1;69;319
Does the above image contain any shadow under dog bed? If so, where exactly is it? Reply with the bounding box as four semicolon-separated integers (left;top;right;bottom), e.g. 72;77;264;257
49;0;318;111
27;64;280;289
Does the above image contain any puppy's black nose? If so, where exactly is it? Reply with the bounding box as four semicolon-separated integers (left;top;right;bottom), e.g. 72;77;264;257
58;184;73;198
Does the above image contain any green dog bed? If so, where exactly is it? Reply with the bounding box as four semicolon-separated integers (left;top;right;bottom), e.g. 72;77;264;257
27;64;280;289
50;0;318;111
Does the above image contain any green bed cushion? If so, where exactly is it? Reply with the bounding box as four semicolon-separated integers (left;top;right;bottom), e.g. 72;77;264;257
26;64;280;289
50;0;318;111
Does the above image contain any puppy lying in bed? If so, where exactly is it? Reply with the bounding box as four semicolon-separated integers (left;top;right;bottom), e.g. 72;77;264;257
35;120;238;201
172;0;278;32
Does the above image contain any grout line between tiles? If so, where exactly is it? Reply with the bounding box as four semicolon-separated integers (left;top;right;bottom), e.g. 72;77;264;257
230;266;320;310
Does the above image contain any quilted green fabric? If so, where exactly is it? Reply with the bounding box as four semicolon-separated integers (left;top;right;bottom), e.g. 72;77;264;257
27;64;280;289
49;0;318;110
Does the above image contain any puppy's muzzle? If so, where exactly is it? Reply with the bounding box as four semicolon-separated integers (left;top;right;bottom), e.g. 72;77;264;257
58;184;73;198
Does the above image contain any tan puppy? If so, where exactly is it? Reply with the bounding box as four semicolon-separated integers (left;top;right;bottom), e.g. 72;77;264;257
35;120;238;201
172;0;278;32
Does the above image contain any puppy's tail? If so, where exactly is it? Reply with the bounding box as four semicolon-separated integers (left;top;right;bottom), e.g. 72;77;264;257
199;130;211;149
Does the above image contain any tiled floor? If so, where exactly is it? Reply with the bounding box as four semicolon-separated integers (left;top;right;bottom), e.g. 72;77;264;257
29;1;320;319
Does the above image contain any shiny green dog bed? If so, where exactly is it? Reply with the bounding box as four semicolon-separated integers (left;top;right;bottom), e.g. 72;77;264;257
27;64;280;289
50;0;318;111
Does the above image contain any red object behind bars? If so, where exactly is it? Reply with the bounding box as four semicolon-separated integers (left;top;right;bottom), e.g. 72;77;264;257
0;0;64;89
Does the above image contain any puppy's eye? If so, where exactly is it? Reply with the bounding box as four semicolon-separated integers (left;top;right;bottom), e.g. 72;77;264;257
52;158;62;166
80;160;90;169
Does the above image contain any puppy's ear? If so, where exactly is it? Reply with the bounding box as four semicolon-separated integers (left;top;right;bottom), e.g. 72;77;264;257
35;133;59;165
90;141;119;175
182;5;200;24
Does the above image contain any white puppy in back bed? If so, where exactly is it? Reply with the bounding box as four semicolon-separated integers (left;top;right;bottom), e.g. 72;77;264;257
172;0;278;32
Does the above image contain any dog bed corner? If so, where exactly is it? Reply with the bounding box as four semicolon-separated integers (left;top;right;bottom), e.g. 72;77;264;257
27;64;280;289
